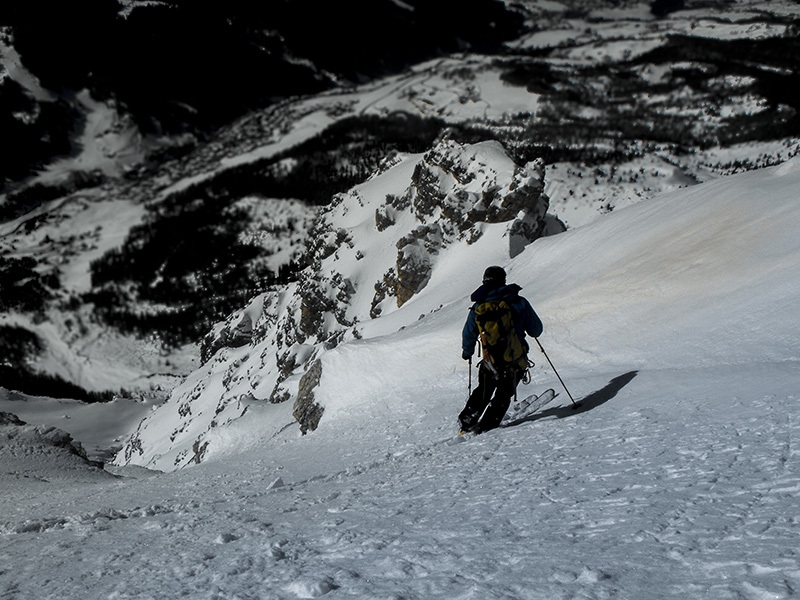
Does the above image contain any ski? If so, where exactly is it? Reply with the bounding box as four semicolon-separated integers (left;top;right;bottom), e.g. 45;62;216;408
500;388;557;428
455;388;558;438
505;391;541;419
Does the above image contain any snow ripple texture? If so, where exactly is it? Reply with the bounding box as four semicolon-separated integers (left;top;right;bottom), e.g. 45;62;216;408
1;367;799;599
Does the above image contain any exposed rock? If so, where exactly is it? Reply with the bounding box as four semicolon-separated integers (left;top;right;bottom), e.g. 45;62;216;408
191;440;209;464
395;229;439;306
1;415;108;473
0;412;26;426
200;296;266;364
375;206;396;231
201;313;253;364
293;359;324;434
371;270;397;318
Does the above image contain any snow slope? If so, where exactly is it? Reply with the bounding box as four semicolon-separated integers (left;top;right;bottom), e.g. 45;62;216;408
1;158;799;599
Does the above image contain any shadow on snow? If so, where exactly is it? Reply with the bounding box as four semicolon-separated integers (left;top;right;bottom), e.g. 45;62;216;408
532;370;639;423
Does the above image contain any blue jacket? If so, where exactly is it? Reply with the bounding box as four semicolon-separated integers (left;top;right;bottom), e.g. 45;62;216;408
462;283;543;358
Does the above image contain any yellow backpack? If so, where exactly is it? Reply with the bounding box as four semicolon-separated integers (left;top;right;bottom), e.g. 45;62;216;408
474;299;528;374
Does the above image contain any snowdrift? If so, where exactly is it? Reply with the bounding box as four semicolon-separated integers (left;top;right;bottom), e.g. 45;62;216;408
0;412;111;495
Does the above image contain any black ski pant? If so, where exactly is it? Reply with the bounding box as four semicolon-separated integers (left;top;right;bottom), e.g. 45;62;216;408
459;363;519;432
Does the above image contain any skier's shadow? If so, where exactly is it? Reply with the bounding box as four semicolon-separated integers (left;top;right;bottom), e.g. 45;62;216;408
537;370;638;420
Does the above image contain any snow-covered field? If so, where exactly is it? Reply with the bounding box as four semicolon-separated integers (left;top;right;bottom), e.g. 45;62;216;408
2;156;799;599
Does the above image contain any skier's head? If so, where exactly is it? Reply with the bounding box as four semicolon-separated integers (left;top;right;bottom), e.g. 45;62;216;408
482;266;506;289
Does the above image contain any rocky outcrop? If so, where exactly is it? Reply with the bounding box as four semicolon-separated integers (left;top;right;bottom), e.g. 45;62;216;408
200;312;254;365
0;412;25;426
369;140;554;307
293;359;325;434
116;139;562;470
1;412;109;474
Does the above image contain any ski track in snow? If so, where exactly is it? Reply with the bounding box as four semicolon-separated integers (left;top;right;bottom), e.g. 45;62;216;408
2;368;798;600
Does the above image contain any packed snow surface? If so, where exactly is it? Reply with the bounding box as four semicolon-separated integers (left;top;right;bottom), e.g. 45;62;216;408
2;158;800;599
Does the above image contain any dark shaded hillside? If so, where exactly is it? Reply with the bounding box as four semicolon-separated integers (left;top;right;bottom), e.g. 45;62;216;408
499;28;800;166
0;0;525;187
85;113;448;345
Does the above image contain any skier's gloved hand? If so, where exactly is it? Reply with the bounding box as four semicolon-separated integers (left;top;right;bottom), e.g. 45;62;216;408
462;350;472;360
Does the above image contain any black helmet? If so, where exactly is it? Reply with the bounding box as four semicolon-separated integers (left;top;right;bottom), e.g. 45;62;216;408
482;266;506;288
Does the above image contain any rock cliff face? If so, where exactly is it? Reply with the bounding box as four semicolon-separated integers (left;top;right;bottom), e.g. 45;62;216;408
117;139;563;470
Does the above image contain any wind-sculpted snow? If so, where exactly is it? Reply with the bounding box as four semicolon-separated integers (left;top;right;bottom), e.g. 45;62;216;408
0;412;112;492
117;139;558;469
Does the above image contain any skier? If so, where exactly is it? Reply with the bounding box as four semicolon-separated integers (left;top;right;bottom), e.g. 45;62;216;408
459;266;543;434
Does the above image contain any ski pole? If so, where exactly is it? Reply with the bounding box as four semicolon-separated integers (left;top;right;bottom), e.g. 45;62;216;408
534;337;580;408
468;356;473;397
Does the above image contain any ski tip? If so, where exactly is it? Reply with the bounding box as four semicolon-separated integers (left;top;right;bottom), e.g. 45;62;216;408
446;434;468;446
